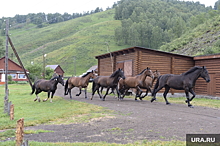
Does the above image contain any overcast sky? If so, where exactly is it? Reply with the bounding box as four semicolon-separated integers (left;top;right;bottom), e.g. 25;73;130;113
0;0;217;18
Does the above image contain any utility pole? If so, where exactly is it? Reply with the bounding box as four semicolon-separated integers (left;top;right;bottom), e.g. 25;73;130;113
4;19;9;113
73;56;76;76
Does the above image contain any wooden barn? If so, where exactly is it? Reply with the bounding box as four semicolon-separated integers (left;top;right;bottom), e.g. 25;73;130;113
0;56;29;84
95;46;195;94
46;65;65;77
194;54;220;97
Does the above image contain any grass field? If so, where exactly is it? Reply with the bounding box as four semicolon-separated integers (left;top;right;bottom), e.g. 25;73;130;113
1;84;219;145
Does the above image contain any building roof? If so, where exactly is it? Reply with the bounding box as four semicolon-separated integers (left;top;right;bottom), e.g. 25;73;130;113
46;65;65;73
46;65;59;70
95;46;193;59
0;56;28;73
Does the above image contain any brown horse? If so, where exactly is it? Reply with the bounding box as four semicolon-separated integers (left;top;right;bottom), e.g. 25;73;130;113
139;70;160;98
91;68;125;101
151;66;210;108
64;70;96;99
31;75;64;102
119;67;154;100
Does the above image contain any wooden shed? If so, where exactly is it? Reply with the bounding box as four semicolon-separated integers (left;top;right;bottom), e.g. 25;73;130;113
194;54;220;97
95;46;194;94
46;65;65;77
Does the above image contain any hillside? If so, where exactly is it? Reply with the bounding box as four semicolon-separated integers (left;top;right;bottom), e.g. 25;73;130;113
1;0;219;76
160;14;220;56
6;9;129;75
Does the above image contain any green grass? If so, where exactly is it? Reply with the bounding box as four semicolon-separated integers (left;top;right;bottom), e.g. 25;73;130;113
0;84;112;130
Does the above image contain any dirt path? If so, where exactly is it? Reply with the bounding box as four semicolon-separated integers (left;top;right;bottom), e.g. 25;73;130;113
23;84;220;144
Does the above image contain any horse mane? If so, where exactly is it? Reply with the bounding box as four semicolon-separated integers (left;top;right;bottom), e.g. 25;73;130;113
50;75;61;81
137;69;146;75
81;71;93;78
182;66;201;75
110;69;120;77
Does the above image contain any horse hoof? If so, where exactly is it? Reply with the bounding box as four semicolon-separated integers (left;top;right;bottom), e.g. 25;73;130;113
151;98;156;102
166;102;171;105
188;105;194;108
34;99;37;102
76;94;79;96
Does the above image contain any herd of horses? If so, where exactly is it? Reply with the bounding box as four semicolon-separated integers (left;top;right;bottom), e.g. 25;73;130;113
31;66;210;108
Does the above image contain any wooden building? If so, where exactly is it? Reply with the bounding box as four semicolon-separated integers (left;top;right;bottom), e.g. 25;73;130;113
95;46;195;94
0;56;29;84
194;54;220;97
46;65;65;77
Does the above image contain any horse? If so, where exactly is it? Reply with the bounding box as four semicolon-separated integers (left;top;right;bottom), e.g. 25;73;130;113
139;70;160;98
64;70;96;99
91;68;125;101
31;75;64;102
151;66;210;108
118;67;154;100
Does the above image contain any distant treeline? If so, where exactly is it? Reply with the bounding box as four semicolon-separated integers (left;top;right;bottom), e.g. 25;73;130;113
114;0;220;49
0;2;118;34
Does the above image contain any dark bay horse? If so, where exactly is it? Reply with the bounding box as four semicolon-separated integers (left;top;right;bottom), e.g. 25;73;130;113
118;67;154;100
64;70;96;99
139;70;160;98
31;75;64;102
151;66;210;107
91;68;125;101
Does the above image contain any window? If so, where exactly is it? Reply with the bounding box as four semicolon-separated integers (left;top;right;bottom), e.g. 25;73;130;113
18;74;26;79
9;74;16;79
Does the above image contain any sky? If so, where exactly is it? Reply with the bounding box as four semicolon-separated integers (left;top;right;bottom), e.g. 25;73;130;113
0;0;218;18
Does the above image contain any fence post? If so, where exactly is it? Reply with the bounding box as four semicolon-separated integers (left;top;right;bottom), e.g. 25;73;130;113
16;118;24;146
10;104;14;120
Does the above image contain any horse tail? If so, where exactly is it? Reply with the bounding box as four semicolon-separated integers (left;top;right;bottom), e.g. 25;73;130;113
151;75;161;96
30;84;35;95
64;78;69;95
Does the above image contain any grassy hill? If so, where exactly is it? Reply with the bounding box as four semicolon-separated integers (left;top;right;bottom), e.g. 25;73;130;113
5;9;129;75
2;8;220;76
159;14;220;56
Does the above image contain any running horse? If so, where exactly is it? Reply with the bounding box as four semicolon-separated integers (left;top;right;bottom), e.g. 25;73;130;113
151;66;210;108
139;70;160;98
64;70;96;99
31;75;64;102
91;68;125;101
118;67;154;100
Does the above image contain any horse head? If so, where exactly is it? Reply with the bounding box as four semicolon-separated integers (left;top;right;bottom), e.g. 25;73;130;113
52;75;64;86
145;67;154;78
112;68;125;80
200;66;210;83
153;70;160;79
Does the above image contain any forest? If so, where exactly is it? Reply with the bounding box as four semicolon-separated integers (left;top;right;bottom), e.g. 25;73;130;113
114;0;220;49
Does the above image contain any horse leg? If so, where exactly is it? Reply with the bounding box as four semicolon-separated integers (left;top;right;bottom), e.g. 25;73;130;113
76;87;82;96
151;86;164;102
115;86;121;100
135;86;143;100
68;88;73;99
185;90;193;108
163;86;170;105
50;91;55;103
84;87;88;99
97;86;103;99
102;87;110;101
34;90;41;102
43;92;50;102
91;85;101;100
189;88;196;102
